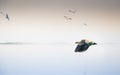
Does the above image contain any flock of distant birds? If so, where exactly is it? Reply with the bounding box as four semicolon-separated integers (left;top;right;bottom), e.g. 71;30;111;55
64;9;87;26
0;9;87;26
0;11;9;21
64;9;77;20
0;9;86;24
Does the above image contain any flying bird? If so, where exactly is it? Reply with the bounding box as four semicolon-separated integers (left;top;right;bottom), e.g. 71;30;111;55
0;11;10;21
64;16;72;20
75;39;97;52
83;23;87;26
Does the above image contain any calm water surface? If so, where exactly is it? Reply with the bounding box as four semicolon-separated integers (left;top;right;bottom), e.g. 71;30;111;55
0;43;120;75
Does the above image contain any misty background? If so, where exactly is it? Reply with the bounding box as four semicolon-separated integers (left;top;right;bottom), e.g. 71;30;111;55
0;0;120;75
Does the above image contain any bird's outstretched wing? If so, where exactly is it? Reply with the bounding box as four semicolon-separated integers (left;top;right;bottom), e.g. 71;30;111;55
68;9;77;14
75;43;89;52
6;13;9;21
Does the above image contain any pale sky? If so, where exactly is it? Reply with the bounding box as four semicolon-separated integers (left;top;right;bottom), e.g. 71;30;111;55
0;0;120;43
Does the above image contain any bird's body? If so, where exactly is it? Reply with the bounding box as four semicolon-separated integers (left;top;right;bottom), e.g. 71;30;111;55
75;39;97;52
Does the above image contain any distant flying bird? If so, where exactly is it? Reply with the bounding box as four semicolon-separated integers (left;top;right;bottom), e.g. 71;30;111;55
68;9;77;14
0;11;10;21
75;39;97;52
6;13;9;21
83;23;87;26
64;16;72;20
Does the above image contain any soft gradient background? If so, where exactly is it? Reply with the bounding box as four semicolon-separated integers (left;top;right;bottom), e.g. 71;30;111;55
0;0;120;75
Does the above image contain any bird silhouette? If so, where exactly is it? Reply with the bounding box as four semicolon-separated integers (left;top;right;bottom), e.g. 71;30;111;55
75;39;97;52
0;11;10;21
83;23;87;26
